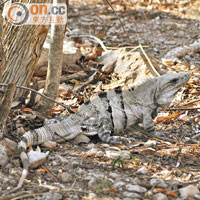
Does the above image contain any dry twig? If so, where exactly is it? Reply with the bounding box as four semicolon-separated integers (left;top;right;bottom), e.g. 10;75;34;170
0;83;75;113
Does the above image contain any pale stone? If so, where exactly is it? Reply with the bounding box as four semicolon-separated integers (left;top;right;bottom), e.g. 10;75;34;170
153;193;169;200
179;185;200;199
126;184;147;193
137;166;148;174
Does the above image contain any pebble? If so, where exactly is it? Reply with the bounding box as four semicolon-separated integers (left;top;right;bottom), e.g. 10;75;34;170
88;178;99;189
126;184;147;193
164;40;177;45
0;138;17;155
85;143;95;149
52;161;57;166
105;150;130;160
42;141;57;149
179;184;200;199
150;178;168;188
153;193;169;200
113;181;125;188
74;134;90;144
109;172;120;179
96;151;104;157
87;148;98;156
144;140;157;147
88;193;97;198
55;155;69;164
123;191;140;198
41;192;62;200
137;166;148;174
61;172;73;183
132;177;142;185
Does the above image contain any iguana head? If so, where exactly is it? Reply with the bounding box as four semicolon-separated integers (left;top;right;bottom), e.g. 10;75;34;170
155;72;190;107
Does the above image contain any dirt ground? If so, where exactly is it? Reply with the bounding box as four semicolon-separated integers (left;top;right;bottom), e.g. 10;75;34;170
0;0;200;199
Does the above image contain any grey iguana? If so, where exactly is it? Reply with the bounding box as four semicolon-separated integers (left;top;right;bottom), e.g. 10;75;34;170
14;72;190;191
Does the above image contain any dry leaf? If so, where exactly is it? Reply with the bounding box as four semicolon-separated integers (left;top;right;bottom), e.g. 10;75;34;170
156;188;166;193
156;112;183;123
167;191;177;198
37;168;46;174
21;107;33;112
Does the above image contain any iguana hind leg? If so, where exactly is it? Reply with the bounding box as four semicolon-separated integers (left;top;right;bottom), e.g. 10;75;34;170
98;118;132;144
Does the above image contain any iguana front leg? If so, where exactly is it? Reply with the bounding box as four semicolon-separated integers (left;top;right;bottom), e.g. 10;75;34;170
142;112;155;133
98;118;132;144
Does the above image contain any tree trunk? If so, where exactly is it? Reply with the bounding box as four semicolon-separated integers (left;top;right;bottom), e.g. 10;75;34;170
1;0;50;99
36;0;67;116
0;37;6;80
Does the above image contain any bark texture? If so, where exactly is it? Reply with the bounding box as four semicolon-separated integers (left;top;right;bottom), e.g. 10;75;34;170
0;82;16;138
36;20;66;115
0;37;6;80
1;0;50;99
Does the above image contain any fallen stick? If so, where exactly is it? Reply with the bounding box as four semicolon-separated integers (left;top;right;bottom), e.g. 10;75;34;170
0;83;75;113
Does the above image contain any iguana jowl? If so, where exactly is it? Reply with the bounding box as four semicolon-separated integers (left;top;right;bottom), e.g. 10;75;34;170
15;72;190;191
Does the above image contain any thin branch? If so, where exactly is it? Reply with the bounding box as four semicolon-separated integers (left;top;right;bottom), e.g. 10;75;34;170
166;107;200;111
104;0;127;33
139;44;161;77
0;191;48;200
0;83;75;113
70;34;108;52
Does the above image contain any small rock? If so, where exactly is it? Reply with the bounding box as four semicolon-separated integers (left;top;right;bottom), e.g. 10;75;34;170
85;143;95;149
121;150;131;160
42;141;57;149
160;169;170;175
153;193;168;200
122;191;140;198
0;138;17;155
76;168;85;175
61;172;73;183
105;150;130;160
96;151;104;157
52;161;57;166
113;181;125;189
137;166;148;174
132;177;142;185
74;134;90;144
144;140;157;147
109;172;120;179
41;192;62;200
0;144;8;166
5;163;12;169
164;40;176;45
0;172;12;184
71;161;79;168
88;193;97;198
17;127;25;135
87;148;98;156
150;178;168;188
88;178;99;189
126;184;147;193
100;143;110;148
55;155;69;164
179;184;200;199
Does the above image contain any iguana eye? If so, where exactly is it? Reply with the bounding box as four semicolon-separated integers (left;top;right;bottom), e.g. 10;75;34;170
171;78;179;84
